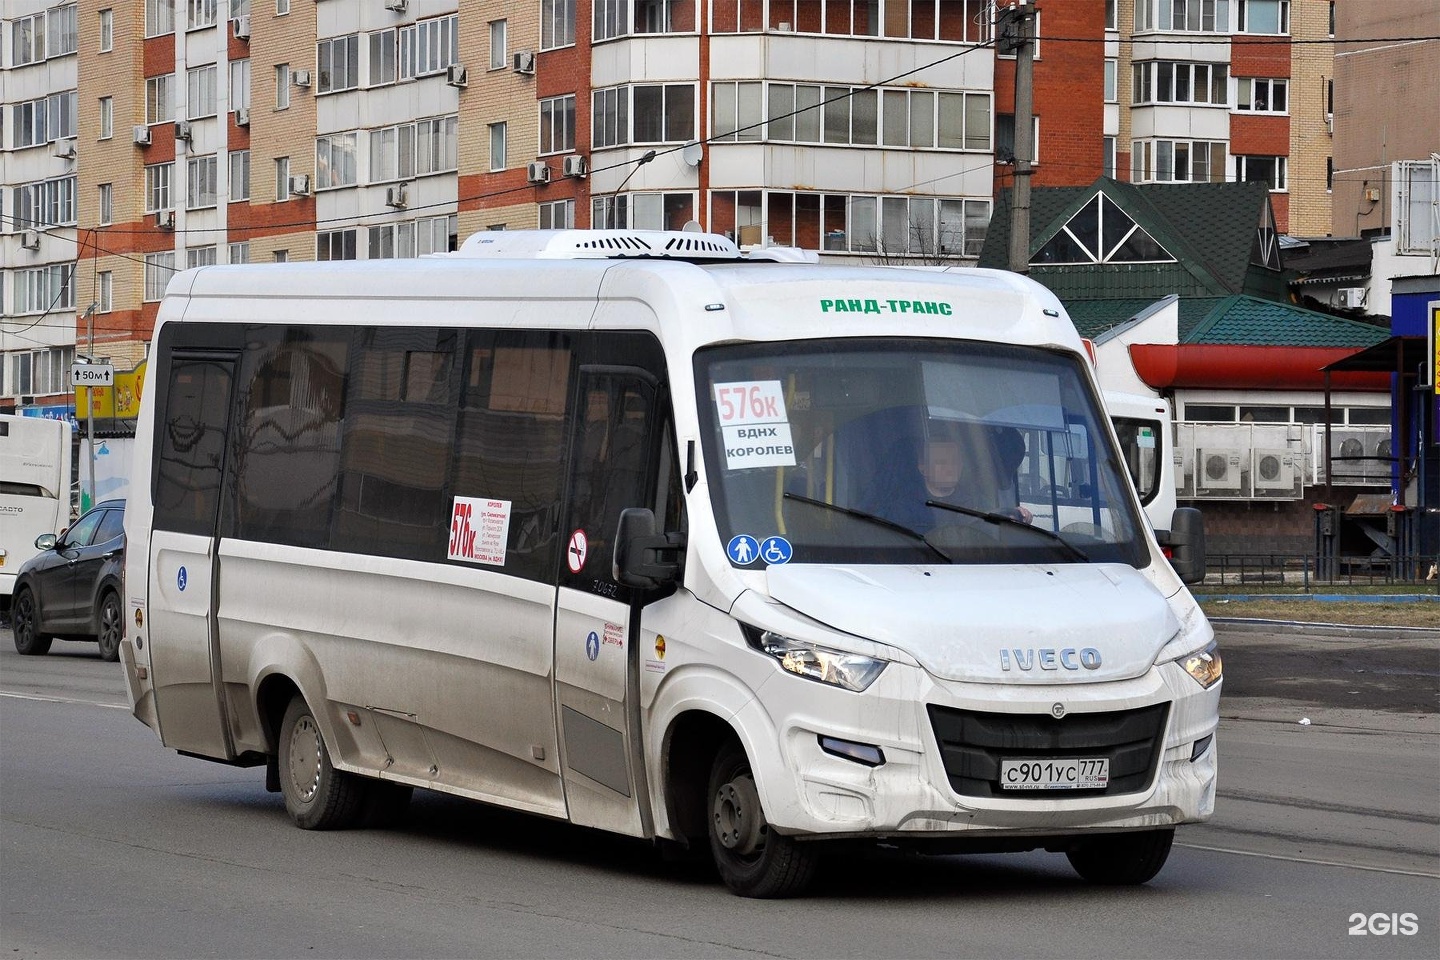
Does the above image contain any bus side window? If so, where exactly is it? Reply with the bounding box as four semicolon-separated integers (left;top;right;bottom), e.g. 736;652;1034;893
155;357;235;536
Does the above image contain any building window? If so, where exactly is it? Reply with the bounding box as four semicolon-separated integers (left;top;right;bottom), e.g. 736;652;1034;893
99;271;113;312
47;3;77;55
273;250;289;262
231;59;251;110
99;9;113;51
541;0;576;50
1236;77;1287;113
146;74;174;125
277;0;290;15
1327;0;1334;36
1131;139;1227;183
369;29;397;86
318;35;360;93
711;81;763;142
1235;154;1288;191
593;83;695;147
594;0;698;40
1326;157;1334;192
1136;0;1226;32
97;96;113;140
12;177;77;228
276;64;290;109
317;229;357;261
1239;0;1289;34
187;245;218;270
539;199;575;229
230;150;251;201
187;0;218;30
188;65;218;119
595;192;693;230
539;95;576;155
275;157;290;200
145;0;175;38
316;133;358;189
1104;59;1118;103
229;241;250;264
996;114;1041;164
99;183;113;225
144;252;176;302
879;88;990;151
1106;0;1118;29
12;94;77;148
187;156;218;209
399;15;459;79
145;162;173;212
1132;61;1228;106
489;20;507;70
1034;193;1173;264
416;116;458;175
1103;137;1117;180
490;122;507;170
14;266;75;315
711;0;987;42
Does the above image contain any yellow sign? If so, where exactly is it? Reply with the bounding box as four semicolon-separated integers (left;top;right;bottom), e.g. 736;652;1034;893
1432;303;1440;395
75;360;146;419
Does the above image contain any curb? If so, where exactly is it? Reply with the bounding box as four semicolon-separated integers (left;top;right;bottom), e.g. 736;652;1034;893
1208;617;1440;640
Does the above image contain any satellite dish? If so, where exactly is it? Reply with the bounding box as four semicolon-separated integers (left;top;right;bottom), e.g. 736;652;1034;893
681;141;703;167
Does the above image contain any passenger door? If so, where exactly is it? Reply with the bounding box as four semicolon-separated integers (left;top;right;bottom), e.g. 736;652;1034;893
35;509;104;630
554;367;660;836
146;352;237;759
69;507;125;631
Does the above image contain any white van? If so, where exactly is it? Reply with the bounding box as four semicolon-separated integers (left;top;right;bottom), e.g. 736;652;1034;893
122;230;1220;897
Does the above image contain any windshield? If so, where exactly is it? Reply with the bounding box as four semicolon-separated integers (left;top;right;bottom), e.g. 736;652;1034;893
696;339;1147;568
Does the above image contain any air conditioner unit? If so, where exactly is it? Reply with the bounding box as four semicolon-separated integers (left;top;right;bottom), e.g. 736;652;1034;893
1252;449;1296;492
1336;286;1367;308
292;69;311;87
526;161;550;184
1330;430;1368;483
1363;187;1380;203
1325;114;1333;134
232;15;250;39
384;0;408;11
385;184;407;208
289;174;311;196
562;155;587;178
133;125;152;146
512;51;535;75
1196;447;1243;491
20;229;41;250
155;210;175;230
235;107;250;126
53;139;76;159
174;120;192;142
445;64;467;87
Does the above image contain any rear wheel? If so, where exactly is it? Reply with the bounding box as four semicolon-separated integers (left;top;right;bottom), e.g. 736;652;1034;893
1066;829;1175;885
96;591;122;662
277;697;366;830
707;742;818;898
12;588;52;657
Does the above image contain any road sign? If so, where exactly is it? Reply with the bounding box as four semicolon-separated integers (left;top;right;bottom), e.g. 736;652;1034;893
71;363;115;387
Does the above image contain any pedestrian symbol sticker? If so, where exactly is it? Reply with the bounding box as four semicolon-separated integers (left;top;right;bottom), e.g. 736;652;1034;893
567;529;588;574
177;566;187;591
586;631;600;661
760;537;793;565
727;534;760;565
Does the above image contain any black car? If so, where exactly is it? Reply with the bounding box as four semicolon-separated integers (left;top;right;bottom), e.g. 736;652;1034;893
11;499;126;662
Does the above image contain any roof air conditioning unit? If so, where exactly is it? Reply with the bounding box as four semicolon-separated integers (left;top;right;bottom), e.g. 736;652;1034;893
562;155;587;178
156;210;175;230
385;0;408;11
1252;449;1296;492
174;120;192;142
1196;448;1243;491
512;51;535;75
289;174;311;196
526;161;550;184
235;107;250;126
1336;286;1367;308
232;15;250;39
21;229;41;250
385;184;407;208
445;64;467;88
133;125;152;146
292;69;311;87
54;139;76;159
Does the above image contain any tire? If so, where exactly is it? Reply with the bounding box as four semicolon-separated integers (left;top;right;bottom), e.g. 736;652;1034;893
96;591;123;662
277;697;367;830
707;742;818;898
11;588;52;657
1066;829;1175;885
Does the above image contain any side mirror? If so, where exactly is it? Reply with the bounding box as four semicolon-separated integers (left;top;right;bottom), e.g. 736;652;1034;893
34;533;57;551
613;507;685;590
1165;508;1206;585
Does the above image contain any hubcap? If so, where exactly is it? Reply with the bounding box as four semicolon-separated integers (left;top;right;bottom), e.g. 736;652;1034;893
288;716;323;803
100;601;120;650
713;772;765;856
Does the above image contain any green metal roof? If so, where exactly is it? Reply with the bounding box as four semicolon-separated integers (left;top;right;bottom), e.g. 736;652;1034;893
1182;295;1389;347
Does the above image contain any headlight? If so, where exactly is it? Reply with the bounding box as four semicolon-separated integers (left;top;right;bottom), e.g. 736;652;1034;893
747;629;887;692
1177;641;1222;689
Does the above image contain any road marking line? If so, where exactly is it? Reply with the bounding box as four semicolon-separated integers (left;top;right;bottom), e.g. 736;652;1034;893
0;691;128;710
1176;841;1440;878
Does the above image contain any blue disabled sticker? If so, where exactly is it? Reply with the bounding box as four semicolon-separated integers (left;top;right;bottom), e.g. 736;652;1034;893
726;535;760;565
760;537;794;565
586;631;600;662
177;566;188;591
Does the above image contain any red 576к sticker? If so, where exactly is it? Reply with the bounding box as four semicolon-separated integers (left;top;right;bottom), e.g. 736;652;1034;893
713;380;795;470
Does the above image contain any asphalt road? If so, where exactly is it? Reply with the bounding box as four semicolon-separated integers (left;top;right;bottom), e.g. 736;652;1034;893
1;625;1436;959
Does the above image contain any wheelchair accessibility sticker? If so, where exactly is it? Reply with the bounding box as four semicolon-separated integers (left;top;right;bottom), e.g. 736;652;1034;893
727;534;792;566
177;566;187;591
760;537;793;564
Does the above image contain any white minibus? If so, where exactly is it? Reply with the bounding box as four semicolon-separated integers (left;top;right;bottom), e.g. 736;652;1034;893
122;230;1220;897
2;414;73;605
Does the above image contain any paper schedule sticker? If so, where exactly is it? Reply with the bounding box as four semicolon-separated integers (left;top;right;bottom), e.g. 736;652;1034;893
448;497;511;566
713;380;796;470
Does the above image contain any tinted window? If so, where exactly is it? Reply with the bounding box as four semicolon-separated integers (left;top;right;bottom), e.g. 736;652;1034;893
155;356;235;536
62;510;105;549
95;508;126;545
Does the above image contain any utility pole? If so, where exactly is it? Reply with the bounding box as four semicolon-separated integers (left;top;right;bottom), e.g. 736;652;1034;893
1003;0;1037;275
83;302;97;512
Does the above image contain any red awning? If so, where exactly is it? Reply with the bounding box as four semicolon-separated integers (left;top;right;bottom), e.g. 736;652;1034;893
1128;344;1392;391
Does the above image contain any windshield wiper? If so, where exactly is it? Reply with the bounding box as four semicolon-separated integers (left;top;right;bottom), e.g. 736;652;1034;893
782;491;953;563
924;499;1092;562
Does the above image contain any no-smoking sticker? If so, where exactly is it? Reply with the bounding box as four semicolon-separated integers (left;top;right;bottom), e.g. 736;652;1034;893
567;529;588;573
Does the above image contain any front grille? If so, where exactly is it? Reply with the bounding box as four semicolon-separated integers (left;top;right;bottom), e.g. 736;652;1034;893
927;702;1170;798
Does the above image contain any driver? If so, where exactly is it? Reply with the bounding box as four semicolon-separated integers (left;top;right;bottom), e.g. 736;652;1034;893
917;423;1032;525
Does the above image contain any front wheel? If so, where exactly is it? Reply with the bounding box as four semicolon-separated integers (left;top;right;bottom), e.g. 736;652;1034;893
1066;829;1175;885
707;742;818;898
96;591;122;662
277;697;366;830
12;588;52;657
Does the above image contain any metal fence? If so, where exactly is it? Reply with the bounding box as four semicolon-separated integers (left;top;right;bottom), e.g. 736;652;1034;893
1204;553;1439;589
